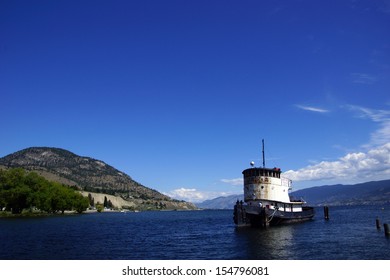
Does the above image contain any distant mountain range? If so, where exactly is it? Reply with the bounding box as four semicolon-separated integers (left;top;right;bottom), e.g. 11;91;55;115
0;147;196;210
196;194;244;210
196;179;390;209
292;180;390;206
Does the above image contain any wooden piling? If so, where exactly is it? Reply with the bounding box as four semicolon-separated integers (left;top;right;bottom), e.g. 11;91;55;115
384;223;390;237
324;206;329;220
260;207;268;228
376;218;381;229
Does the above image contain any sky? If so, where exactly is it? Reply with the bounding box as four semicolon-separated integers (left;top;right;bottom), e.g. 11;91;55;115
1;0;390;203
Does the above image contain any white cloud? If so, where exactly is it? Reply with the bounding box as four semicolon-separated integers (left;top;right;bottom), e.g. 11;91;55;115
284;143;390;183
165;188;234;203
165;188;205;202
296;105;329;113
282;105;390;186
220;178;243;186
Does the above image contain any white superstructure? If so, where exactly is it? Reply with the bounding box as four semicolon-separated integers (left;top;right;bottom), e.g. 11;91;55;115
243;166;303;213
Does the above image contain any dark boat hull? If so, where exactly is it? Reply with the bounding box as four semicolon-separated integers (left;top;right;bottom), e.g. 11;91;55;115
265;206;315;226
234;204;315;227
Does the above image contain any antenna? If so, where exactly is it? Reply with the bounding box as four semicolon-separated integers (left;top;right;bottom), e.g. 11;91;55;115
262;139;265;168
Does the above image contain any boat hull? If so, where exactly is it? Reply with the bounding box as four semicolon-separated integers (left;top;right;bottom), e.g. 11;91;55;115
234;203;315;227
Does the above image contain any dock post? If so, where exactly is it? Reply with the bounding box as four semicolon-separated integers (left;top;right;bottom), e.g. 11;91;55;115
233;200;243;225
376;218;381;229
233;200;247;226
384;224;390;237
324;206;329;220
260;207;268;228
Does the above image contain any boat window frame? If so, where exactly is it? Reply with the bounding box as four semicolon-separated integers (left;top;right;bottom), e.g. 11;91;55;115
243;168;282;179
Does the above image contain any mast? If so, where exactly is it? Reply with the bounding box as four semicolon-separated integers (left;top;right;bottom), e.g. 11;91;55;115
262;139;265;168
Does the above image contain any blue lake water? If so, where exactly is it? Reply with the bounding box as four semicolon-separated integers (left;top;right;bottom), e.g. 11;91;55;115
0;205;389;260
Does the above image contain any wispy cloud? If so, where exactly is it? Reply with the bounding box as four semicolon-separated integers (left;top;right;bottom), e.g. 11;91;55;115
296;105;329;113
347;105;390;147
347;105;390;122
220;178;243;186
350;73;377;84
164;187;234;203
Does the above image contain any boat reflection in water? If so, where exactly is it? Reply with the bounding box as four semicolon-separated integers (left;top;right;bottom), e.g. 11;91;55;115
234;225;296;259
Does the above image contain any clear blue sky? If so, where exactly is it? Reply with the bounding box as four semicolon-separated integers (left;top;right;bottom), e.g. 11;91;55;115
1;0;390;202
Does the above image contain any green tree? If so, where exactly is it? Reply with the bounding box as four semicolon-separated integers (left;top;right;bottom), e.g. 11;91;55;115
31;189;52;213
0;169;31;213
0;169;7;210
4;186;31;214
72;192;89;213
0;168;90;214
56;186;74;214
96;203;103;212
4;168;26;189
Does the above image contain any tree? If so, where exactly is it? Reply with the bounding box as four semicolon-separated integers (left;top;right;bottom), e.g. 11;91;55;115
56;186;74;214
87;193;95;206
4;185;31;214
96;202;104;212
0;169;7;210
72;193;89;214
107;199;113;209
0;169;31;213
104;196;108;208
0;168;90;214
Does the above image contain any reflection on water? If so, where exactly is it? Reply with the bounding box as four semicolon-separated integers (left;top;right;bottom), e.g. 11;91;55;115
234;225;295;259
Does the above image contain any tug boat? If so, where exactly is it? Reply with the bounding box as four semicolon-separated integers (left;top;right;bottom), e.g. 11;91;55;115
233;140;314;227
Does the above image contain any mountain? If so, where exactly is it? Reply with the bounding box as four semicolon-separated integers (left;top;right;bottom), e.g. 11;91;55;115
196;180;390;209
292;180;390;206
0;147;196;210
196;194;243;209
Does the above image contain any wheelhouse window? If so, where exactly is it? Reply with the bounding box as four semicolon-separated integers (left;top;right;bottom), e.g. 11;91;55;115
243;168;281;178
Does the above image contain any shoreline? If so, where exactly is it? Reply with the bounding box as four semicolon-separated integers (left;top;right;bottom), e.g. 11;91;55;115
0;207;202;218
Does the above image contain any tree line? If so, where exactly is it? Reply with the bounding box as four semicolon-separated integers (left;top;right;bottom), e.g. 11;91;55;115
0;168;89;214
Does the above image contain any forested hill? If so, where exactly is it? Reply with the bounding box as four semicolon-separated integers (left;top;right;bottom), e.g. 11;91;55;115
0;147;196;210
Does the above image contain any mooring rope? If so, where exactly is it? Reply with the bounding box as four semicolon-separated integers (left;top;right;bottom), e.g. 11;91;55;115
267;208;278;223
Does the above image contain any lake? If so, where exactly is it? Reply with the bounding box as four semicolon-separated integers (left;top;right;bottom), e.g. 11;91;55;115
0;205;389;259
